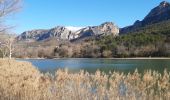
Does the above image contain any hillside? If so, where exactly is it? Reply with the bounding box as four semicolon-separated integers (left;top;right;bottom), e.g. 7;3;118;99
121;20;170;36
121;1;170;34
95;1;170;57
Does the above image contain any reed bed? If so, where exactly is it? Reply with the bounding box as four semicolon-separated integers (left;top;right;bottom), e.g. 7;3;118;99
0;59;170;100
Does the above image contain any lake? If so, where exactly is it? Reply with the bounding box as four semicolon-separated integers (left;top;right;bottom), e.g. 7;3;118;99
18;58;170;74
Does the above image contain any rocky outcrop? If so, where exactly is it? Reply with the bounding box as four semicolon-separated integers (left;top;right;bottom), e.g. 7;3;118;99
121;1;170;34
17;29;48;41
17;27;73;41
17;22;119;41
71;22;119;40
38;27;73;41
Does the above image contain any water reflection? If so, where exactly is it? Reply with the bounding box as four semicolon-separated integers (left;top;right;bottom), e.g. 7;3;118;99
18;59;170;74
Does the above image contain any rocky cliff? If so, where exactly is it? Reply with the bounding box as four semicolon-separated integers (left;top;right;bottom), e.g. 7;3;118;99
17;22;119;41
17;27;73;41
71;22;119;40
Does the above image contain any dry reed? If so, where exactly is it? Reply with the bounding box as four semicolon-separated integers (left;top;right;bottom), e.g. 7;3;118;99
0;59;170;100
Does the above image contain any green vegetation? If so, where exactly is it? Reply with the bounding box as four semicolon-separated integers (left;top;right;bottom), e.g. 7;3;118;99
95;20;170;58
96;33;169;57
123;20;170;36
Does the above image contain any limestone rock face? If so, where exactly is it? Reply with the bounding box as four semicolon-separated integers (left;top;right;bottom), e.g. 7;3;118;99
17;29;48;41
70;22;119;40
91;22;119;36
38;26;73;40
17;27;73;41
17;22;119;41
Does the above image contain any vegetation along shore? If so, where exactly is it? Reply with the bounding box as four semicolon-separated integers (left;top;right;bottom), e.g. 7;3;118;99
0;59;170;100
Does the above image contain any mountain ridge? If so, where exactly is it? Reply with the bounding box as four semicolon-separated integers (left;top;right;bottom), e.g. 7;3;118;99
120;1;170;34
17;1;170;42
17;22;119;42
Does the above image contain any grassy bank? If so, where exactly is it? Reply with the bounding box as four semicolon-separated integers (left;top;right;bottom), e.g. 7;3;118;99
0;59;170;100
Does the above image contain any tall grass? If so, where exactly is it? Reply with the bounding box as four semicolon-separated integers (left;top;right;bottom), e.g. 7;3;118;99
0;59;170;100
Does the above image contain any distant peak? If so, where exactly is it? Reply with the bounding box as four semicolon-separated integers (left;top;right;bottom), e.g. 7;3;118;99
159;1;170;7
101;22;114;25
100;22;116;27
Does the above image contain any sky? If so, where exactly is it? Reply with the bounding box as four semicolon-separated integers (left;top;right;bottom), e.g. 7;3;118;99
6;0;170;34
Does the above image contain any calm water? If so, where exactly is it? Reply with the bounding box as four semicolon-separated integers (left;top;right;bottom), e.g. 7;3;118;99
18;58;170;74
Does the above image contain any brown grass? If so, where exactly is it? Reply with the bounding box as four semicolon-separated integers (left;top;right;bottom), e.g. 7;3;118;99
0;59;170;100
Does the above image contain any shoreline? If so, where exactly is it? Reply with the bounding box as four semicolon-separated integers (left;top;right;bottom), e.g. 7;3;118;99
15;57;170;60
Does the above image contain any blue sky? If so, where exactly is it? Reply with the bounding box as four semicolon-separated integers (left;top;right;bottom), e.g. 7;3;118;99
6;0;170;34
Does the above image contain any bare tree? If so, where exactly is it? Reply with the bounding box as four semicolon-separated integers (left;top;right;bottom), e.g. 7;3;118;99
6;35;15;59
0;0;21;59
0;0;21;32
0;42;7;58
0;33;15;59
